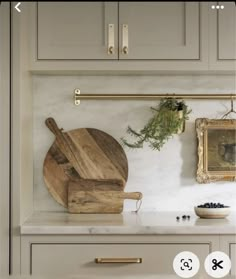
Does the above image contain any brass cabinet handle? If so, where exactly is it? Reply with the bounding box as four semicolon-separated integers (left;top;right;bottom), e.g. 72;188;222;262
95;258;142;264
122;24;128;54
108;46;114;54
123;46;128;54
108;24;115;55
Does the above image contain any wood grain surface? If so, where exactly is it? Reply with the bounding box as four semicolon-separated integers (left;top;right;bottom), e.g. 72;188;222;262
68;181;142;214
68;178;125;191
43;119;129;208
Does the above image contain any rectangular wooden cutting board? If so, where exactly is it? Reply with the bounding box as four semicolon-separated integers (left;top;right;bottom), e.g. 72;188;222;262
68;179;142;214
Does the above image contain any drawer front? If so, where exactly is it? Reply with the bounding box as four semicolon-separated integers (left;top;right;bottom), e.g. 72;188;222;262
31;243;210;276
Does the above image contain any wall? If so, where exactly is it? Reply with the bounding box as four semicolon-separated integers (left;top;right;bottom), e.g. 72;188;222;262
33;75;236;212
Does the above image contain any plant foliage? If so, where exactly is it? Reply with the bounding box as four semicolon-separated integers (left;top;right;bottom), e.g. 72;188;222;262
121;98;191;151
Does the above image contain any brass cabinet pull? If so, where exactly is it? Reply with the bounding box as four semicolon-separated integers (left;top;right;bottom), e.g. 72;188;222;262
123;46;128;54
108;24;115;55
122;24;128;54
108;46;114;54
95;258;142;264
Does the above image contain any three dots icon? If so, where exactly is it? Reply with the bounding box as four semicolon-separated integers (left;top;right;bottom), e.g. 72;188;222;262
211;5;224;9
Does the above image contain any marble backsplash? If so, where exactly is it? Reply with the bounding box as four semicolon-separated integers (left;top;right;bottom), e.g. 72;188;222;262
33;75;236;212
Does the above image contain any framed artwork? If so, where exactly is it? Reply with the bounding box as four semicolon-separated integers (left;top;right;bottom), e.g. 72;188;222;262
196;118;236;183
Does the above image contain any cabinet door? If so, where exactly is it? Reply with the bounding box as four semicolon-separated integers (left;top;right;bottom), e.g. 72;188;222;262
219;236;236;276
30;243;209;276
119;2;200;60
231;244;236;276
209;1;236;70
37;2;118;60
217;1;236;60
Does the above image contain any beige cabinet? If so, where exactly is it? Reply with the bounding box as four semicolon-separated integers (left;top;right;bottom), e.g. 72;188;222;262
28;1;210;71
36;2;206;62
209;1;236;70
231;244;236;276
21;235;214;276
220;235;236;276
31;243;209;276
20;2;236;72
37;2;118;60
119;2;200;60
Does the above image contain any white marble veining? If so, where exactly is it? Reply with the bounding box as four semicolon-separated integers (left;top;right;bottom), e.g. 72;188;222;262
33;75;236;212
21;211;236;235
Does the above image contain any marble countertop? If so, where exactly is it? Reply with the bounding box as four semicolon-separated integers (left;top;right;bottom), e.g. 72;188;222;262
21;211;236;235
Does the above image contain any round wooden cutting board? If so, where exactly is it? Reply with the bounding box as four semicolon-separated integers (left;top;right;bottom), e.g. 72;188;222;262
43;125;128;208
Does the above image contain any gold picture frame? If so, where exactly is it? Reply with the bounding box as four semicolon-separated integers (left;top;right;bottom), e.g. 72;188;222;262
196;118;236;183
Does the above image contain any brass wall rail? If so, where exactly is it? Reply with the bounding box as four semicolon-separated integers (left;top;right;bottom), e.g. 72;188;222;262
74;90;236;105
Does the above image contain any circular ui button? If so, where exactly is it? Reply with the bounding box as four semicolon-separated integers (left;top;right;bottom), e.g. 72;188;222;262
204;251;231;278
173;251;200;278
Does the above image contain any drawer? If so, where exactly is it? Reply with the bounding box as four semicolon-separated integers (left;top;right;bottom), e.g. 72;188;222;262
31;243;210;276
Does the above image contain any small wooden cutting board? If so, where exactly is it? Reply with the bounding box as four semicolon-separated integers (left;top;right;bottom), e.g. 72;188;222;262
68;179;142;214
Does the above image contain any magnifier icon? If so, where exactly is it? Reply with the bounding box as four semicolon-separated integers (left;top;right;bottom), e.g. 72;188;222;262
184;262;190;268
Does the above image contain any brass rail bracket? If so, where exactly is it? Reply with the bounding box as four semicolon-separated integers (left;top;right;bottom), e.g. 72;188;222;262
74;88;80;105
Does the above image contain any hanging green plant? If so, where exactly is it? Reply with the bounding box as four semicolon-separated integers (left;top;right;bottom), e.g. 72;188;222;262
121;98;192;151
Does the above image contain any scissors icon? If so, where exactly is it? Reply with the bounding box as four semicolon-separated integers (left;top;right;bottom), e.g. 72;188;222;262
212;259;224;270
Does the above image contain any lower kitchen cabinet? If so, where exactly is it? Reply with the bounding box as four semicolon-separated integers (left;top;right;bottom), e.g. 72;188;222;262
19;214;236;276
231;244;236;276
30;243;209;276
21;235;217;276
220;236;236;276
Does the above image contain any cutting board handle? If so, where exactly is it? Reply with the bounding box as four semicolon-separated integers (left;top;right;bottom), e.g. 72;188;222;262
45;117;83;177
120;192;142;200
45;117;62;136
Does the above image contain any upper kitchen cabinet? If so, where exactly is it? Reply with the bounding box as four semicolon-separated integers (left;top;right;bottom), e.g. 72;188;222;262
36;1;203;61
118;2;200;60
209;1;236;70
37;2;118;59
28;1;209;72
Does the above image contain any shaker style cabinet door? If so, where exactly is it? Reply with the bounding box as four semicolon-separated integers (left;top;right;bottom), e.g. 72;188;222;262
118;2;201;60
37;2;118;59
209;1;236;70
216;1;236;60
